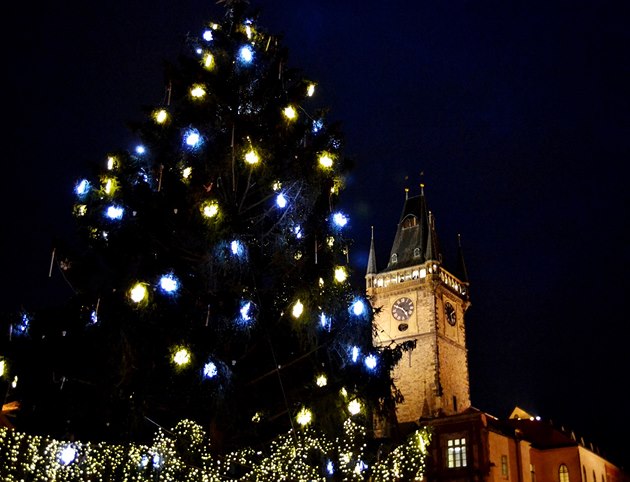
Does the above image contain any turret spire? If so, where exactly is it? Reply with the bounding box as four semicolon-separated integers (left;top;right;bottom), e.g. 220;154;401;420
366;225;378;275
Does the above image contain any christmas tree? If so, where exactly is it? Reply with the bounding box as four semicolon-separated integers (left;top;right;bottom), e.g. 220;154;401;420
1;3;421;474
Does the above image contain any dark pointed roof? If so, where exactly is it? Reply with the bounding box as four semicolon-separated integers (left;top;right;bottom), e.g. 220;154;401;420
382;185;440;272
366;226;377;275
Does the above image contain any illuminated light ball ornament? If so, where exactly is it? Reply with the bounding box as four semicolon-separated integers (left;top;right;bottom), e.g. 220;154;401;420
332;211;348;228
238;44;254;64
364;354;378;371
203;361;218;379
351;298;367;317
334;266;348;283
159;273;179;294
129;283;148;304
202;200;219;218
58;444;77;466
153;108;169;124
105;205;124;220
103;178;114;194
244;148;259;165
135;145;146;155
307;83;316;97
107;156;116;170
202;29;213;41
348;399;362;416
190;84;206;99
316;374;327;387
230;239;245;257
295;406;312;427
318;152;334;168
350;346;360;363
282;105;297;120
312;118;324;133
275;192;288;208
292;299;304;318
203;52;214;70
75;179;90;196
184;128;202;149
172;347;191;367
239;300;255;323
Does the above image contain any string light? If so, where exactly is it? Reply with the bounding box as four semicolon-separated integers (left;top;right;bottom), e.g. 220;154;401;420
153;109;169;124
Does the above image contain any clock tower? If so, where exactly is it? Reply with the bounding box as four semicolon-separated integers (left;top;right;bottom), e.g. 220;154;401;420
366;185;471;428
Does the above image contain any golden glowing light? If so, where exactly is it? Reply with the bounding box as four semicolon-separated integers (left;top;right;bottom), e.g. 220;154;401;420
292;299;304;318
182;166;192;179
202;201;219;218
104;178;113;194
348;399;362;415
282;105;297;120
244;149;260;165
153;109;169;124
107;156;116;170
203;52;214;70
318;277;324;287
334;266;348;283
316;374;327;387
74;204;87;217
190;84;206;98
173;348;191;366
129;283;148;303
318;152;334;168
296;407;312;426
307;83;315;97
0;360;5;377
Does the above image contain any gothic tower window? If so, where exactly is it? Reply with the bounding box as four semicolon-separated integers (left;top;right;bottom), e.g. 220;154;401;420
402;215;417;229
413;247;420;257
391;253;398;264
559;464;570;482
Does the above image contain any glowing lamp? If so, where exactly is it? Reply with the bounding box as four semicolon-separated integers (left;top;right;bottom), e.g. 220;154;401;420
292;299;304;318
159;274;179;294
203;361;217;379
182;166;192;179
239;45;254;63
202;201;219;218
318;153;334;168
153;109;168;124
185;129;201;148
129;283;147;303
203;53;214;69
351;346;360;363
351;299;366;316
307;83;316;97
58;445;77;466
276;193;287;208
190;85;206;98
105;205;124;220
283;105;297;120
334;266;348;283
240;300;252;321
364;354;378;370
202;30;213;41
312;119;324;133
0;360;5;377
173;348;191;366
319;313;330;329
348;399;362;415
75;179;90;196
332;212;348;227
316;374;327;387
230;240;244;256
135;145;146;155
244;149;259;165
296;407;312;426
293;225;303;238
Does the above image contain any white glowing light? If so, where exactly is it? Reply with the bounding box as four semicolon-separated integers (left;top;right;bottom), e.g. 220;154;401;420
185;129;201;148
203;361;217;379
326;460;334;475
152;453;163;467
240;301;252;321
106;205;124;220
90;310;98;324
11;376;17;389
293;225;303;239
316;374;327;387
139;456;150;468
312;119;324;133
203;201;219;218
107;156;116;170
244;149;259;165
319;313;330;330
59;445;77;466
239;45;254;63
319;153;333;168
182;167;192;179
276;193;288;208
202;30;213;41
292;299;304;318
307;84;316;97
364;354;378;370
283;105;297;120
129;283;147;303
159;274;179;293
352;299;366;316
231;240;244;256
104;179;113;194
190;85;206;98
0;360;5;377
135;145;146;155
75;179;90;196
296;407;312;426
332;212;348;227
334;266;348;283
348;399;362;415
351;346;360;363
173;348;191;366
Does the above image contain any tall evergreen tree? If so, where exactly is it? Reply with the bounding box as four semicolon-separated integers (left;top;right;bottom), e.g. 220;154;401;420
3;1;412;455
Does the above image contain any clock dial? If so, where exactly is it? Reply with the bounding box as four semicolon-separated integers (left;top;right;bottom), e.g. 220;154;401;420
392;297;414;321
445;301;457;326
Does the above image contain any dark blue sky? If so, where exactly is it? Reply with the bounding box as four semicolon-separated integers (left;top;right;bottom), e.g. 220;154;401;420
4;0;629;469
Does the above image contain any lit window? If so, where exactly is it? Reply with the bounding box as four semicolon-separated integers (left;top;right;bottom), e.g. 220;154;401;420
447;437;467;468
402;215;417;229
501;454;508;477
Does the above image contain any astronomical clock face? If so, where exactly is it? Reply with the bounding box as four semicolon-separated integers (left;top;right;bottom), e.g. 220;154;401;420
392;297;414;321
445;301;457;326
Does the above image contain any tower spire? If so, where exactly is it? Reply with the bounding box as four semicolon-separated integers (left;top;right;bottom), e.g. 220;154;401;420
366;226;377;275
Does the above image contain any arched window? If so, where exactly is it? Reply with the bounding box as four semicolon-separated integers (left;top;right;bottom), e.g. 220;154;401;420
559;464;570;482
391;253;398;264
402;216;417;229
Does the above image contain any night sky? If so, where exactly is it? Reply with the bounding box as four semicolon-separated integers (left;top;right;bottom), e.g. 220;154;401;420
4;0;629;469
